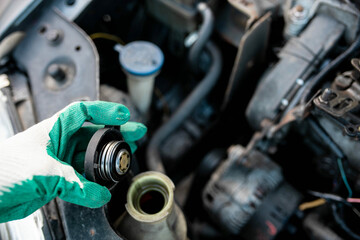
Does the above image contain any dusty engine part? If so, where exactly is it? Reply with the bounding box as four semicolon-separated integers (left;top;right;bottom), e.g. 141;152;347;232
115;171;187;240
56;200;124;240
84;126;132;186
312;58;360;171
283;0;360;42
240;182;302;240
246;14;345;130
145;0;198;32
216;0;279;47
13;8;99;121
223;12;271;108
0;0;92;39
202;145;300;236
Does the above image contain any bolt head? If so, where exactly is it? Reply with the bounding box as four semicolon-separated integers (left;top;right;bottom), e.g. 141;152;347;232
295;5;304;12
290;4;307;20
319;88;336;104
335;74;352;90
46;30;60;42
281;99;289;107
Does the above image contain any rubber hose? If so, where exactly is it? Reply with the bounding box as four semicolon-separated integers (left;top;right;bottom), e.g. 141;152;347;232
188;2;214;72
147;42;222;172
331;203;360;240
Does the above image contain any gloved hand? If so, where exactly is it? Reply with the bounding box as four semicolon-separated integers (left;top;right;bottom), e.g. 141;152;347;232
0;101;146;223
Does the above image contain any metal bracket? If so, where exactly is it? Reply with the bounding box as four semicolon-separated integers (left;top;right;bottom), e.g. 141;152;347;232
314;88;358;117
13;8;99;121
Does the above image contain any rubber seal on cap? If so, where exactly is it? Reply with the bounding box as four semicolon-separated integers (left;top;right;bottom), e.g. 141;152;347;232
119;41;164;76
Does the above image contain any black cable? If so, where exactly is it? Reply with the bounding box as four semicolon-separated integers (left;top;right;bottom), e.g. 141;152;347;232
307;117;345;159
331;203;360;240
300;35;360;104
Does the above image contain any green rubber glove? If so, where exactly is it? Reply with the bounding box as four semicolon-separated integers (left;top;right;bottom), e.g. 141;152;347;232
0;101;147;223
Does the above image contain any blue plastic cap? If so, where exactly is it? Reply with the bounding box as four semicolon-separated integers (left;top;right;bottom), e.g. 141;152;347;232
119;41;164;76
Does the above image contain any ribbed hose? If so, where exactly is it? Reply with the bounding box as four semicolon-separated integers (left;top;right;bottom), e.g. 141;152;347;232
188;2;214;72
147;42;222;172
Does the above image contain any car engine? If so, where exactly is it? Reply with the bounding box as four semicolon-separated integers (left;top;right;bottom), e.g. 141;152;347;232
1;0;360;239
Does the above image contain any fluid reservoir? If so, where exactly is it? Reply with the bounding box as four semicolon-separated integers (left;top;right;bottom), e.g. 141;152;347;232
116;41;164;115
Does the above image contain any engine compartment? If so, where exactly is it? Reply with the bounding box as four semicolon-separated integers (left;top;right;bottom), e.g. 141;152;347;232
1;0;360;239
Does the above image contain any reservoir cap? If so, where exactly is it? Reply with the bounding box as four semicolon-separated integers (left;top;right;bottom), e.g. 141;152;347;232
119;41;164;76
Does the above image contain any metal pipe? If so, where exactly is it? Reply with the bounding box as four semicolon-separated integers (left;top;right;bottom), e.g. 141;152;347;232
147;41;222;172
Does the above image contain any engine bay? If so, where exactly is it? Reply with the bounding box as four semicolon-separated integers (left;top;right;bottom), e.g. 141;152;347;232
1;0;360;239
